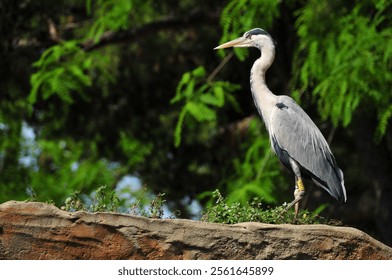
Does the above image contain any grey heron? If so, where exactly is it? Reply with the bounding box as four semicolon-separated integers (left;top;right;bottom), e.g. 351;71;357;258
215;28;347;217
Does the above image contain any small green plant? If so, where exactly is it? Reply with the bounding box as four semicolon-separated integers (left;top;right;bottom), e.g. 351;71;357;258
62;185;169;219
128;189;168;219
63;191;87;212
90;185;120;212
148;193;166;219
62;185;119;212
202;190;335;225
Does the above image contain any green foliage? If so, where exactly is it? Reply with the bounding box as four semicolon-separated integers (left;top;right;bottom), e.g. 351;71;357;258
218;0;280;60
202;190;331;225
28;139;123;204
29;43;118;106
377;104;392;140
171;66;240;147
23;0;152;206
29;0;136;106
29;41;92;104
293;0;392;139
0;118;28;202
87;0;134;42
119;132;153;169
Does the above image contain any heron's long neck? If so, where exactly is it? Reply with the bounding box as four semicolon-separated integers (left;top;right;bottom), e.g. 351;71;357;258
250;45;276;130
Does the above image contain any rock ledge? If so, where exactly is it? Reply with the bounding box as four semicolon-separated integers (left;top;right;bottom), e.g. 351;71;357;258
0;201;391;260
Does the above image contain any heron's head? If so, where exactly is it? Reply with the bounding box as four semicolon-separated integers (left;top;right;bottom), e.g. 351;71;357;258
214;28;274;50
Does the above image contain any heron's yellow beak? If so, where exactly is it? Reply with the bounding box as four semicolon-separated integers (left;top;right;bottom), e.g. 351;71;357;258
214;37;251;49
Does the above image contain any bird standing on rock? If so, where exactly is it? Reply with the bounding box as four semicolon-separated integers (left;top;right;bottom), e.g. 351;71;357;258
215;28;347;217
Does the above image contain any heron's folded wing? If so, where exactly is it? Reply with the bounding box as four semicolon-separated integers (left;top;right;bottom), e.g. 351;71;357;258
270;97;346;202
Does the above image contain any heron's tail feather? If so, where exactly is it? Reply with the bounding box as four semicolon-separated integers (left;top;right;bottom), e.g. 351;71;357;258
312;166;347;203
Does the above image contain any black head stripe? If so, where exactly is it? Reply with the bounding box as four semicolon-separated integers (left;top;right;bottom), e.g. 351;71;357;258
244;28;270;37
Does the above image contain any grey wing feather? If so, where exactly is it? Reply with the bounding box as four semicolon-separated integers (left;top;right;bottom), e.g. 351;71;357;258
269;96;347;202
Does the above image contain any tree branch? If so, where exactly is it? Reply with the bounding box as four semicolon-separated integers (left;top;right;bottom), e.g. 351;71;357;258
81;10;219;52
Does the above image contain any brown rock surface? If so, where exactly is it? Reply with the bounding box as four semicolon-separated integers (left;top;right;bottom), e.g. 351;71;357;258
0;201;391;260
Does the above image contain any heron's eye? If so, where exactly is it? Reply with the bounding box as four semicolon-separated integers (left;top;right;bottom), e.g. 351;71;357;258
245;34;252;39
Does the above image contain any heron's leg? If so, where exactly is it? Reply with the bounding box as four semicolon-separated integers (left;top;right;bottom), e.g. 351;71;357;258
285;159;306;218
294;177;305;216
285;179;305;217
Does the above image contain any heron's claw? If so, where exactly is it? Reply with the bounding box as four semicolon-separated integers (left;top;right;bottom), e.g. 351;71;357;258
285;194;303;211
280;183;305;219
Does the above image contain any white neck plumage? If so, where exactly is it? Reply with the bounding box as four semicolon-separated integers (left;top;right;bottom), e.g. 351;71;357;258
249;42;277;130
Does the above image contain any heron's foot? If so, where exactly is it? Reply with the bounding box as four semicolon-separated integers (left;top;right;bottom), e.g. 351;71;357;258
284;191;304;216
279;193;304;220
285;192;304;211
280;178;306;219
